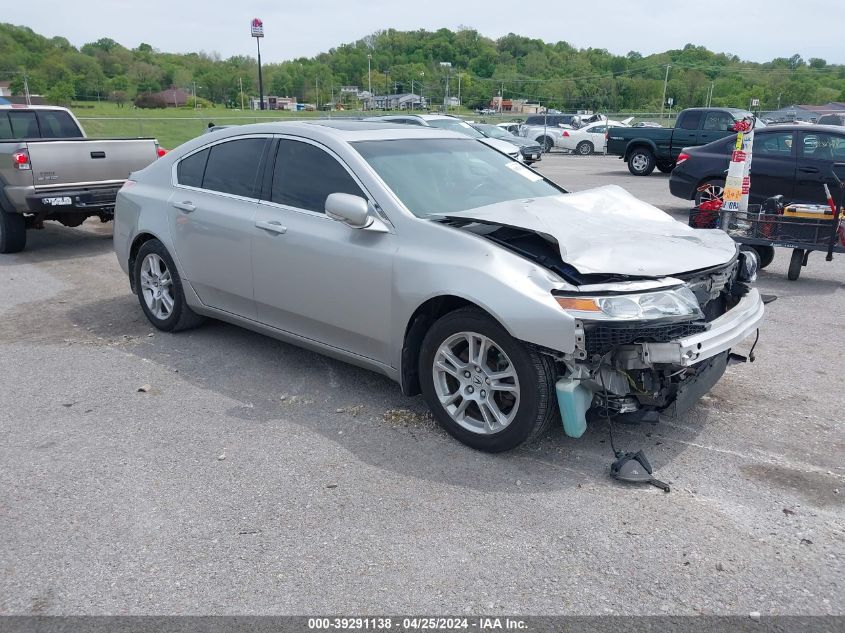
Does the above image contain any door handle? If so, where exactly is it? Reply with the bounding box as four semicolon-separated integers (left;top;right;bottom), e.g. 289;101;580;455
255;219;287;235
172;201;196;212
799;166;819;174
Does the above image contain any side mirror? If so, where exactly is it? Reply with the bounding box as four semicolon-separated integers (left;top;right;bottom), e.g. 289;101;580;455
325;193;372;229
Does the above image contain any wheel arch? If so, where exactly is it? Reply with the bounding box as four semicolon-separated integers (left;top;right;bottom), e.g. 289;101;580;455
623;140;657;161
128;232;164;294
400;295;498;397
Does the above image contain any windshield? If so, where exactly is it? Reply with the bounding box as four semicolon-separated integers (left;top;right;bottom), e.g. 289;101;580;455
425;118;485;138
474;124;512;139
353;138;561;218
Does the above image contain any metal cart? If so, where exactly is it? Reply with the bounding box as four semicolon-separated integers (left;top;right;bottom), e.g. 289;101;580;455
689;163;845;281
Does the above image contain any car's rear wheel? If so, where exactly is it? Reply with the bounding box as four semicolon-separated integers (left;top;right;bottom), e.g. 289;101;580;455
0;210;26;254
133;239;204;332
418;307;557;452
694;178;726;207
627;148;655;176
537;136;554;153
575;141;593;155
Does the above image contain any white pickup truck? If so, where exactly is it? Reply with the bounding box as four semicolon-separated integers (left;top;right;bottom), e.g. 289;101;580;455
0;105;162;253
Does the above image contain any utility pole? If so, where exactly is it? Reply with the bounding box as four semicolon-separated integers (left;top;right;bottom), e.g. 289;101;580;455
367;54;372;100
192;81;197;110
239;77;244;110
440;62;452;111
315;76;319;110
457;73;463;107
660;64;670;122
23;73;31;106
420;71;425;109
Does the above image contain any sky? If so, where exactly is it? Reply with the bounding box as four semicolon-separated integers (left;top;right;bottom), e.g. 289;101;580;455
9;0;845;65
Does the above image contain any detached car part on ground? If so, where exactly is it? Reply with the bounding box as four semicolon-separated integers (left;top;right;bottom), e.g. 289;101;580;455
115;122;764;453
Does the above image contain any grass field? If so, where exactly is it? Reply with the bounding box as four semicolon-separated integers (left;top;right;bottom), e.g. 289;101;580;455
70;102;483;149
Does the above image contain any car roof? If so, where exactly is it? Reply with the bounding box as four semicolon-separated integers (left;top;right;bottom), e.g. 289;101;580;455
195;119;469;144
0;104;71;111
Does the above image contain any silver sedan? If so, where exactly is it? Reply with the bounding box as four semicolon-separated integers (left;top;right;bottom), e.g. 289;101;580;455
114;121;763;452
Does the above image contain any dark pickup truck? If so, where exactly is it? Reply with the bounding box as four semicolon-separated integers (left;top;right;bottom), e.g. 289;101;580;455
607;108;759;176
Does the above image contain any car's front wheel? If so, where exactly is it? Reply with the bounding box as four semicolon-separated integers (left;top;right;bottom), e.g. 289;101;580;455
133;239;204;332
418;308;558;452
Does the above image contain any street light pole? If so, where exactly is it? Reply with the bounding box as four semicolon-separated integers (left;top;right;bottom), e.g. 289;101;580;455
457;73;463;107
367;54;372;104
660;64;670;123
439;62;452;111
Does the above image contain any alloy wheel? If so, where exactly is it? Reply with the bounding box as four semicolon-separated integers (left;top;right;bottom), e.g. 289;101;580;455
431;331;520;435
140;253;175;320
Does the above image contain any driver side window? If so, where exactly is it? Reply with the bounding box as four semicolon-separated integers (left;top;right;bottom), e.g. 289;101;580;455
271;139;365;213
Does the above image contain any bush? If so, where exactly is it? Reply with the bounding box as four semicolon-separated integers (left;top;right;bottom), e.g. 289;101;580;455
134;93;167;109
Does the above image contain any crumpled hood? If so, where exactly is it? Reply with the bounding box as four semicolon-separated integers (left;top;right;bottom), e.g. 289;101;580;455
444;185;737;277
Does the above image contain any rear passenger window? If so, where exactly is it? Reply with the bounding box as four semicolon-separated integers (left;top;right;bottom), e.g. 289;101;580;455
0;114;12;140
36;111;83;138
8;112;40;138
202;138;266;198
678;111;702;130
271;140;365;213
177;148;209;188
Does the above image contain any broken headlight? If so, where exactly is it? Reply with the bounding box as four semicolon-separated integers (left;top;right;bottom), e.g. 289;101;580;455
555;286;703;322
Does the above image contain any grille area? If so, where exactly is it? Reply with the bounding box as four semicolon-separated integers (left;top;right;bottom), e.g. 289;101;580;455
585;321;709;357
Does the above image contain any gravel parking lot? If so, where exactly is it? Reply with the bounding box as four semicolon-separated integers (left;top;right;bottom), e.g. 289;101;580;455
1;154;842;615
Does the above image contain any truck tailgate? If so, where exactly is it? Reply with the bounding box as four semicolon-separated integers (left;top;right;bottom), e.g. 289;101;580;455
27;139;158;189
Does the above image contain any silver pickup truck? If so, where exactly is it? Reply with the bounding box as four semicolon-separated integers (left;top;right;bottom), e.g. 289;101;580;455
0;105;162;253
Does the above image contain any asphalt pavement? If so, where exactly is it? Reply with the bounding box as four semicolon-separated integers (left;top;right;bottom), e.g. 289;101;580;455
1;154;842;615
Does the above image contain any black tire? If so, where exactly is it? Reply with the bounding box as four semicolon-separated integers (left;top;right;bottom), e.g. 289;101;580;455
787;248;804;281
575;141;593;155
657;161;675;173
0;210;26;254
627;147;656;176
537;136;554;153
418;307;558;453
133;239;205;332
751;245;775;269
694;178;726;207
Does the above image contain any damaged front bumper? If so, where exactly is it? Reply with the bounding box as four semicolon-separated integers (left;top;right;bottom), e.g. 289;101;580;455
640;289;764;366
555;289;764;438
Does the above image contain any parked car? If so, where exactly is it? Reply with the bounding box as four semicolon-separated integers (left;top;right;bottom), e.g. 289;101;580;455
607;108;764;176
519;124;569;152
557;120;631;155
669;124;845;207
0;105;162;253
365;114;522;161
115;121;764;453
817;113;845;126
496;122;522;136
470;123;543;163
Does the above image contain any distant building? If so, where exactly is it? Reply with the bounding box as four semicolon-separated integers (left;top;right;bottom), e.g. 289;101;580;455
371;93;426;110
153;86;190;107
0;81;11;97
250;96;297;111
763;102;845;122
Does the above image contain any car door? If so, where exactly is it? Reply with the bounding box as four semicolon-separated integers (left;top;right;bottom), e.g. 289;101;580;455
586;125;607;151
793;130;845;203
747;131;796;203
671;110;702;153
251;137;395;364
168;136;269;319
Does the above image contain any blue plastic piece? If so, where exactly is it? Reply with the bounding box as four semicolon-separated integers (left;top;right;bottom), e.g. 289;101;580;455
555;377;591;438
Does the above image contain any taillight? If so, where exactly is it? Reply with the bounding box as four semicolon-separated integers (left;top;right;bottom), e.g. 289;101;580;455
157;147;167;158
676;152;690;166
12;150;31;170
562;131;569;137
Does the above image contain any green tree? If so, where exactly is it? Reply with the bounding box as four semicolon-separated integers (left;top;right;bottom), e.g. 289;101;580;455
47;81;74;106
